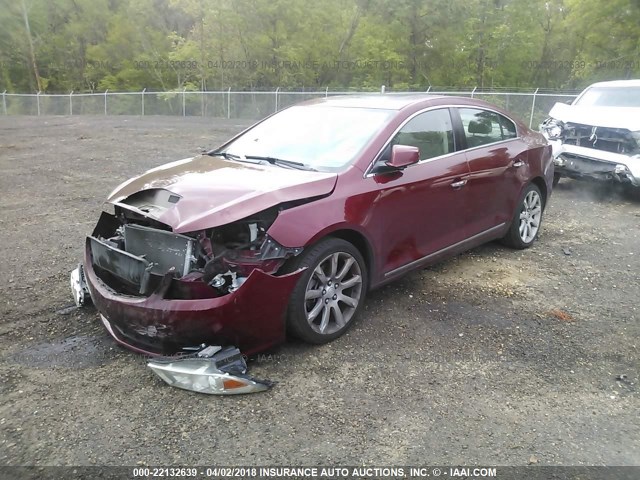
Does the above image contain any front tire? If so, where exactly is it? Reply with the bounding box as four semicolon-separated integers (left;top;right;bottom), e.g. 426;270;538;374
502;183;544;249
285;238;368;344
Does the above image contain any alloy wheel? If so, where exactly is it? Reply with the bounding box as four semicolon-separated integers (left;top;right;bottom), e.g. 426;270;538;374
519;190;542;243
304;252;363;335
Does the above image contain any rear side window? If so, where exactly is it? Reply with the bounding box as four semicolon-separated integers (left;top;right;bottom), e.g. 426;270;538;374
459;108;517;148
391;108;455;161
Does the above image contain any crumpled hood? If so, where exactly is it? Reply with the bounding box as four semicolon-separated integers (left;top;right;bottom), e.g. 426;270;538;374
549;103;640;131
107;155;337;233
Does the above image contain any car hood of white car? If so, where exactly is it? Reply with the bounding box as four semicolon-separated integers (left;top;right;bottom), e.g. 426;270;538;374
549;103;640;131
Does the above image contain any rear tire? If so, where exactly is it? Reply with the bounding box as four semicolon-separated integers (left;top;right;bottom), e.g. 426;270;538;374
285;238;368;344
501;183;544;249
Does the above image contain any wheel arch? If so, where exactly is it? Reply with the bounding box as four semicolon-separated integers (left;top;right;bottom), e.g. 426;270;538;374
325;229;375;288
530;175;548;208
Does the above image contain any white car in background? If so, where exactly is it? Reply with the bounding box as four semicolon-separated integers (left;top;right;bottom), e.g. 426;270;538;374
540;79;640;187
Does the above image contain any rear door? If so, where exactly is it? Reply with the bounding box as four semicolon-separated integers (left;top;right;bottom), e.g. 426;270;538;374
454;107;524;235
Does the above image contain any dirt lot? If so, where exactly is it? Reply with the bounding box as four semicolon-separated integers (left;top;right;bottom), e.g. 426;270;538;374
0;116;638;468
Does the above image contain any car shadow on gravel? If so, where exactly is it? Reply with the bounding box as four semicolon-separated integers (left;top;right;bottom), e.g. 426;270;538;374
555;177;640;204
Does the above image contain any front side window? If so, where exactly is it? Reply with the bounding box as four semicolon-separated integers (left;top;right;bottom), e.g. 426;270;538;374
390;108;455;161
459;108;517;148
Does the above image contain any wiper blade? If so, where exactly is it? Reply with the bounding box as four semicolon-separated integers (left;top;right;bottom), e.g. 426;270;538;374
243;155;316;171
209;151;242;161
210;152;316;171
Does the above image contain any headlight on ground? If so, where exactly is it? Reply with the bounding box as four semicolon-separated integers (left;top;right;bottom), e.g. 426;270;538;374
147;346;273;395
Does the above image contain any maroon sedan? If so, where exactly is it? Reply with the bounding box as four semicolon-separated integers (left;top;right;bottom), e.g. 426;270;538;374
72;95;553;361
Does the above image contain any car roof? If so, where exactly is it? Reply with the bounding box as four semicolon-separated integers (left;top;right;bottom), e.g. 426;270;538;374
302;94;449;110
586;79;640;88
296;94;527;127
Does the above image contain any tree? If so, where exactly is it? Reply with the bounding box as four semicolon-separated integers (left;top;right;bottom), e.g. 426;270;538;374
0;0;637;93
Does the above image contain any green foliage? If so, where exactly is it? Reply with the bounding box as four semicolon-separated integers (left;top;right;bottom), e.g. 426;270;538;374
0;0;637;93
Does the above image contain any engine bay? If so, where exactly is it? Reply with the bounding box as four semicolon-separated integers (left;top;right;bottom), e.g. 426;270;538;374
88;204;302;298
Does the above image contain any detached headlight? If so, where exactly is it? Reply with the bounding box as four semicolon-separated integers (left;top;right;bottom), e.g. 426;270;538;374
148;346;273;395
540;118;564;140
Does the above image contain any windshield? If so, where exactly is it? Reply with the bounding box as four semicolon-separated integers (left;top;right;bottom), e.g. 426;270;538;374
222;105;394;171
575;86;640;107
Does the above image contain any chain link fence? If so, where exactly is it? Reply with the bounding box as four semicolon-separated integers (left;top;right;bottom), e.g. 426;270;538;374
0;88;578;128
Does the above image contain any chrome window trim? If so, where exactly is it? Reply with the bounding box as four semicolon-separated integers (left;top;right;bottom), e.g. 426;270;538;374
364;104;521;178
458;136;520;155
457;106;518;149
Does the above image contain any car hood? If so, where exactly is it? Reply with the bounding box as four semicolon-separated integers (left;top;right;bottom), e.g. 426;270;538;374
549;103;640;131
107;155;338;233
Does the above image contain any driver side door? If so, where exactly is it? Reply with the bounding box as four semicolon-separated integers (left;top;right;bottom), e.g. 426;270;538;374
363;108;472;280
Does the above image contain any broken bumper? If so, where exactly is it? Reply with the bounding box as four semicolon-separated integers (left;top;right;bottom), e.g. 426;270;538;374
83;241;303;356
550;141;640;186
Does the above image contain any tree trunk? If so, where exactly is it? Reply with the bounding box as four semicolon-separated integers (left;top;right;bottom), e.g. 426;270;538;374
20;0;42;92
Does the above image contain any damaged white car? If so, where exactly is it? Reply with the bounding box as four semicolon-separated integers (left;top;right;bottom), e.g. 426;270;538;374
540;79;640;187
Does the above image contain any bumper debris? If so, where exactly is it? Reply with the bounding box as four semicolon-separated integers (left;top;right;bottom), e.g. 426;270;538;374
70;264;91;307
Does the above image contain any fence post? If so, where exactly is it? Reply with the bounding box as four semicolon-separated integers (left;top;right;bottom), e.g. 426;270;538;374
36;91;41;116
325;86;329;98
182;88;186;117
275;87;280;112
69;91;73;116
104;89;108;115
141;88;146;116
529;88;539;128
471;86;477;98
381;85;385;94
2;91;6;115
227;87;231;119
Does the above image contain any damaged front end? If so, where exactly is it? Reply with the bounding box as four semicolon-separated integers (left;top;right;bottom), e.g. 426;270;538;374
541;106;640;187
75;199;304;361
87;203;301;299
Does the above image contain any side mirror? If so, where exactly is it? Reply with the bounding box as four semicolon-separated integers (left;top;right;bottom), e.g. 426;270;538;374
385;144;419;170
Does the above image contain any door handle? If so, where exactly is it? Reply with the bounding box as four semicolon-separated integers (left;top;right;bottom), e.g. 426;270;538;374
451;179;467;188
513;160;525;167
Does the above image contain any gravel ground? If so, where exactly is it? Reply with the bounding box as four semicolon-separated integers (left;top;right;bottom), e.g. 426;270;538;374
0;116;638;468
